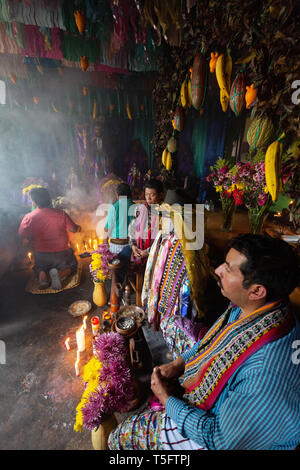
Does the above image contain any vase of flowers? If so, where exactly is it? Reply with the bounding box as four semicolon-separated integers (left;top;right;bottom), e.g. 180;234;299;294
230;160;271;234
74;332;136;449
206;157;238;231
89;243;115;307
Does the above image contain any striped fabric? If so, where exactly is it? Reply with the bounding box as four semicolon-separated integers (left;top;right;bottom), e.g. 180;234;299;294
165;305;300;450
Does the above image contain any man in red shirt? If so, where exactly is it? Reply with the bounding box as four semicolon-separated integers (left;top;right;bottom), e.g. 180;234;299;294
19;187;81;290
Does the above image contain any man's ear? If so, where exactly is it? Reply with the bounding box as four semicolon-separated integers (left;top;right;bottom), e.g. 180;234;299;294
248;284;267;301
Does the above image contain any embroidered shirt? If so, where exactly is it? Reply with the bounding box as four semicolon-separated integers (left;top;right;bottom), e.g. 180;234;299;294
165;306;300;450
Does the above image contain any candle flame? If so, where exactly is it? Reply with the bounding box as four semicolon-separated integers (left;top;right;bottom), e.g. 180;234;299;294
27;252;32;260
83;315;88;330
65;337;71;350
103;311;111;321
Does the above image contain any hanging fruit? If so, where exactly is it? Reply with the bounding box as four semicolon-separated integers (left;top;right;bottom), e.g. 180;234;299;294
83;86;88;96
74;10;86;34
245;84;258;109
265;133;285;202
220;88;229;112
162;148;168;167
229;71;246;117
191;53;207;110
209;52;219;73
80;56;89;72
167;136;177;153
216;51;232;99
166;151;172;171
173;106;184;131
33;96;38;104
180;78;189;108
246;115;275;149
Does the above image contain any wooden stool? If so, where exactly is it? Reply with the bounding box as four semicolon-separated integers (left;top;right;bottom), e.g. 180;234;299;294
125;262;145;307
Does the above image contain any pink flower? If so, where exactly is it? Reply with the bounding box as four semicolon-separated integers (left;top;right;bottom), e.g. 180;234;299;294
257;193;268;206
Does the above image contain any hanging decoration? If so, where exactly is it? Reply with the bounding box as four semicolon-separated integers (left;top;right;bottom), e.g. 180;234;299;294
229;70;246;117
245;84;258;109
74;10;86;34
80;55;89;72
191;52;207;110
172;106;185;132
246;115;275;150
209;52;219;73
265;133;285;202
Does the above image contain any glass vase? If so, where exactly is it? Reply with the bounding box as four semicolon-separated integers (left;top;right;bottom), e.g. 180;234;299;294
221;198;235;232
248;209;267;234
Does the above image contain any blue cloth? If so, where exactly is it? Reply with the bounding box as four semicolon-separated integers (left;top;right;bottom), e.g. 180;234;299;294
104;197;134;239
165;306;300;450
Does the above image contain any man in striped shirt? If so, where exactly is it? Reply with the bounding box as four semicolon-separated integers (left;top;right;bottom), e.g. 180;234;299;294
108;234;300;450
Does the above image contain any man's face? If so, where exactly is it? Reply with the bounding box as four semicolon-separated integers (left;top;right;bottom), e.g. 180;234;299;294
145;188;159;205
214;248;249;305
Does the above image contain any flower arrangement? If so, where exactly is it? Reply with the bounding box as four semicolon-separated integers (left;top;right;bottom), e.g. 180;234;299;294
74;332;135;432
206;156;272;233
89;243;116;283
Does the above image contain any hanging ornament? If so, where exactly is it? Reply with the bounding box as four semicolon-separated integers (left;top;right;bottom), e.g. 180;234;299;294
246;115;275;149
33;96;39;104
229;71;246;117
245;84;258;109
74;10;86;34
126;102;133;120
191;53;207;110
80;56;89;72
173;106;185;131
209;52;219;73
83;86;88;96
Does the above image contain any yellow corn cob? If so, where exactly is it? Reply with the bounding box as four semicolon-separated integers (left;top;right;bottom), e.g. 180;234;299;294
265;133;285;202
225;51;232;96
162;148;168;166
216;53;231;99
180;79;188;108
166;151;172;171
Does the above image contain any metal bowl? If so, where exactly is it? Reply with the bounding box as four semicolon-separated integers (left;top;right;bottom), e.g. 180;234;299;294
115;317;137;336
114;305;145;326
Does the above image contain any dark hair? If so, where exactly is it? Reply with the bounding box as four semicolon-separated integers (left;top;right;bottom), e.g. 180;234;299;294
30;187;51;208
144;179;164;194
227;234;300;301
117;183;132;198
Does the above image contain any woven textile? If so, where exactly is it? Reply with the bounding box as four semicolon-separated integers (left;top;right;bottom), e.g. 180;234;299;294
181;300;294;411
157;238;186;320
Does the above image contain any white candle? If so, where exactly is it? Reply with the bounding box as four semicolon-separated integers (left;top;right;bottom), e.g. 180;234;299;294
76;349;80;362
75;359;80;377
65;337;71;350
76;326;85;352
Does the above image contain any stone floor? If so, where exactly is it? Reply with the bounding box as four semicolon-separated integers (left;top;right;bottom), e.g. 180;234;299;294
0;258;171;450
0;247;228;450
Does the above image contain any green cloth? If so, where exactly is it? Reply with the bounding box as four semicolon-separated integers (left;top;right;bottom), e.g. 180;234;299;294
104;197;134;239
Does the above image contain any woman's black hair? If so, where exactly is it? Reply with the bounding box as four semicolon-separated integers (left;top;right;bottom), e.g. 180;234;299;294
29;187;51;208
227;233;300;301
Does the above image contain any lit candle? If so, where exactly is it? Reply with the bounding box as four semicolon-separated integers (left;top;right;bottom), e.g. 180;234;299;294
65;337;71;350
76;326;85;352
93;240;98;250
76;243;80;254
27;252;32;262
75;359;80;377
83;315;88;330
84;243;88;252
89;238;92;248
76;349;80;362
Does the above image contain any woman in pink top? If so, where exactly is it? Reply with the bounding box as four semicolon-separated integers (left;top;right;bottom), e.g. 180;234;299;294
19;188;81;290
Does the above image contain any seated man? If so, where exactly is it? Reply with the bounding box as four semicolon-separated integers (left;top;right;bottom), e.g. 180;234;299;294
18;187;81;290
129;178;164;263
103;182;134;256
108;234;300;450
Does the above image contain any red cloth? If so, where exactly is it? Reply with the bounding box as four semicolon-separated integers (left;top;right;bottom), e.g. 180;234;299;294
18;208;77;253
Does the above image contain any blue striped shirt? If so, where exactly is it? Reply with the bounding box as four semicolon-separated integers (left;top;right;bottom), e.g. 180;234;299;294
165;306;300;450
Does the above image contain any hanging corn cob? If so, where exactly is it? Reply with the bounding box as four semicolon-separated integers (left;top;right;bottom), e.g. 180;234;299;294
265;133;285;202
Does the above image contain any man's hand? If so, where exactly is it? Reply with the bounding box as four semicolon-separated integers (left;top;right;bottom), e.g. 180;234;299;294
151;367;172;406
132;245;142;258
156;356;185;380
